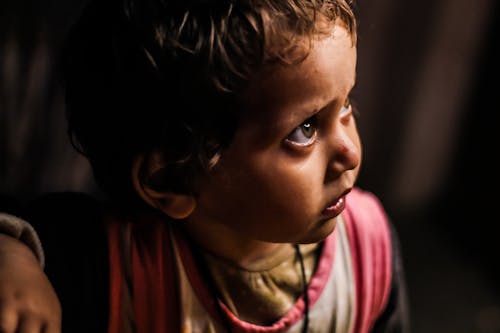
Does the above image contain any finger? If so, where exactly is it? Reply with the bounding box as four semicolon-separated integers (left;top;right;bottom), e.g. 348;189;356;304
16;315;40;333
39;305;61;333
0;306;18;333
41;321;61;333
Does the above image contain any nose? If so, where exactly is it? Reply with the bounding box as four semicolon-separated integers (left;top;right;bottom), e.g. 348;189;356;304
325;125;361;180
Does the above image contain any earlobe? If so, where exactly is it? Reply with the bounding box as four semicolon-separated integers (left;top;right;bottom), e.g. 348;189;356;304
147;193;197;220
131;155;197;220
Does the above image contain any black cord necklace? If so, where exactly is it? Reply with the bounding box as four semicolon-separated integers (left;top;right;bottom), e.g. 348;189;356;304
192;241;310;332
294;244;310;333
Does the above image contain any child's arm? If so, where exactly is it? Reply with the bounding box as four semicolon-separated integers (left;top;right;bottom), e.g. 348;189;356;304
0;214;61;333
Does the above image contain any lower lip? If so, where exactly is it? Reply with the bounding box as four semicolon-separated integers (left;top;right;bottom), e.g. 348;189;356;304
321;196;346;218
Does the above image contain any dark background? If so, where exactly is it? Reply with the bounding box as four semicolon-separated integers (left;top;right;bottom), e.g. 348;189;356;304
1;0;499;332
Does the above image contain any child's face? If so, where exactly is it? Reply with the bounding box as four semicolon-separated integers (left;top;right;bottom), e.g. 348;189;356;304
189;23;360;246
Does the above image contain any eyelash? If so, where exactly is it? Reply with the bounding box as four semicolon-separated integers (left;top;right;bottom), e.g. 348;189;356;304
284;97;356;148
284;116;319;147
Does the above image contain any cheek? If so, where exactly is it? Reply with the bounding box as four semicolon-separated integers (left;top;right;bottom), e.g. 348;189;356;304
247;151;326;215
195;149;329;242
221;160;318;214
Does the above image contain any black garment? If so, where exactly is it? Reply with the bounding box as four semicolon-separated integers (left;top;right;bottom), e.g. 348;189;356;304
24;192;109;333
372;222;411;333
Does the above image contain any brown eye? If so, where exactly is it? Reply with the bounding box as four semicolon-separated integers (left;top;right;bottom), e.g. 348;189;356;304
300;122;314;138
285;118;317;146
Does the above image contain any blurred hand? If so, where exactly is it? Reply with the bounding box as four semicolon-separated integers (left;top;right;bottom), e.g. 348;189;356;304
0;234;61;333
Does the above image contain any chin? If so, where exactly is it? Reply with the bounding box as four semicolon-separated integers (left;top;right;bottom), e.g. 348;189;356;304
296;217;338;244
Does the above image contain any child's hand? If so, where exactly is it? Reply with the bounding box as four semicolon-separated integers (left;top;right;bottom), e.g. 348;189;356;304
0;234;61;333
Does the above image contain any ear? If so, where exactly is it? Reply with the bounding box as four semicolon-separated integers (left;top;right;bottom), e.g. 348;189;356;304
131;154;196;220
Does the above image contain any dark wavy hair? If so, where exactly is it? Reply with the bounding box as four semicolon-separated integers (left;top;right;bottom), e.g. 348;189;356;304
62;0;356;203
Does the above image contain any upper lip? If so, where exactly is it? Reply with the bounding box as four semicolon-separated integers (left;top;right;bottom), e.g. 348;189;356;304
325;188;352;208
340;188;352;198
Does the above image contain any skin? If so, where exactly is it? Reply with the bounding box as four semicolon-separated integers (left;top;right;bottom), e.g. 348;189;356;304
0;234;61;333
183;23;361;267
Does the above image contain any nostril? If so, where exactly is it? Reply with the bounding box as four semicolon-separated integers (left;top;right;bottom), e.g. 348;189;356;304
324;128;361;182
330;142;360;173
346;146;361;170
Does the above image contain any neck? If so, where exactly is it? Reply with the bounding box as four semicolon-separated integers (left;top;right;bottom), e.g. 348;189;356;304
182;219;289;268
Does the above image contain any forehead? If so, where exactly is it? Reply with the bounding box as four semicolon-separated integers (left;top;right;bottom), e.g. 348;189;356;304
240;24;357;129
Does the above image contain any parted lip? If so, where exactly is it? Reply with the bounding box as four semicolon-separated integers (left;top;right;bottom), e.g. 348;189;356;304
321;188;352;217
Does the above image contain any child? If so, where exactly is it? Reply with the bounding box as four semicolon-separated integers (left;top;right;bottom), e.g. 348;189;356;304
0;0;409;332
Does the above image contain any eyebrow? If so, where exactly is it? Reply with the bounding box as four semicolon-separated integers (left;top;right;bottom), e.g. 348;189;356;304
281;80;357;131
